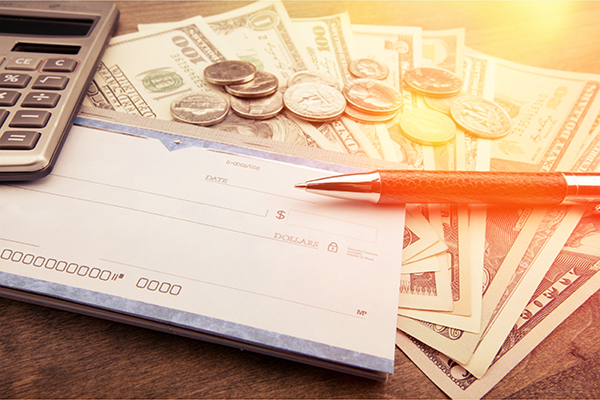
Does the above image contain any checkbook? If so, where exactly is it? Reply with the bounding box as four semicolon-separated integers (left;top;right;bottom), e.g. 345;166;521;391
0;110;406;380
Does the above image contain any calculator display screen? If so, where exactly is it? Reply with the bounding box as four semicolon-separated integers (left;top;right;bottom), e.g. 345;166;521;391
0;15;96;37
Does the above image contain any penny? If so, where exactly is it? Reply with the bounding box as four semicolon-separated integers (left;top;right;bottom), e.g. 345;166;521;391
230;92;284;120
203;60;257;85
287;70;340;90
225;71;279;98
349;58;389;80
342;78;402;115
398;108;456;146
170;91;229;126
450;95;512;139
344;104;397;123
283;82;346;122
404;67;462;97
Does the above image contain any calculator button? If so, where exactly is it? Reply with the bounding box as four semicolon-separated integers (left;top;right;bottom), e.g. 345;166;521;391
0;131;41;150
5;57;43;71
0;73;32;88
9;110;51;128
0;90;21;106
22;92;61;108
42;58;78;73
32;75;70;90
0;110;9;127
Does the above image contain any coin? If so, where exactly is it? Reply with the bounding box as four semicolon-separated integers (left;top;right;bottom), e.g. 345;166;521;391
344;104;397;123
283;82;346;122
170;91;229;126
342;78;402;115
230;92;283;120
423;92;463;115
450;95;512;139
398;108;456;146
404;67;462;97
203;60;257;85
287;70;340;90
349;58;389;80
225;71;279;98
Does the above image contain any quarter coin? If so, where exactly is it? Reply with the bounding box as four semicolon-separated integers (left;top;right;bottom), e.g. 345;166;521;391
404;67;462;97
230;92;284;120
203;60;257;85
225;71;279;98
399;108;456;146
170;91;230;126
283;82;346;122
342;78;402;115
287;70;340;90
450;95;512;139
349;58;390;80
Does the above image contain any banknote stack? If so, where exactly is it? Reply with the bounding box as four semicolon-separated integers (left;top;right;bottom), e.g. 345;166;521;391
83;1;600;398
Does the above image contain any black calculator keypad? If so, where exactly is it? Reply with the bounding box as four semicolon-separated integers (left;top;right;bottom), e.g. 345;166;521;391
1;57;78;152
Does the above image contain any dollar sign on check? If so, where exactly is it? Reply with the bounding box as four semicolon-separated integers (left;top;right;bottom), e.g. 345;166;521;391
276;210;286;219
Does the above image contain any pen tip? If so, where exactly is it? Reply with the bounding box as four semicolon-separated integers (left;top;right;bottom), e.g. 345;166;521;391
294;182;307;190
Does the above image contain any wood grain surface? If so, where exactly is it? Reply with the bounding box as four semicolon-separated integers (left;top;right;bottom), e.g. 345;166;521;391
2;2;600;398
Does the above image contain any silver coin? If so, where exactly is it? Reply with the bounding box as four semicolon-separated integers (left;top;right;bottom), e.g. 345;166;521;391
230;92;284;120
450;95;512;139
283;82;346;122
225;71;279;98
344;104;397;123
342;78;402;115
287;70;340;90
404;67;462;97
349;58;389;80
170;91;229;126
203;60;257;85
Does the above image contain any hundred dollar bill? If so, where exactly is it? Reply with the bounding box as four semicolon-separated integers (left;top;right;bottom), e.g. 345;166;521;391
84;16;237;117
461;205;588;377
487;55;600;172
86;17;334;149
398;206;547;361
140;1;311;86
291;12;359;88
314;117;382;160
396;209;600;399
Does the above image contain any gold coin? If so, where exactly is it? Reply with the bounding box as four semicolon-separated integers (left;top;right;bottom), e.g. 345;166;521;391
399;108;456;146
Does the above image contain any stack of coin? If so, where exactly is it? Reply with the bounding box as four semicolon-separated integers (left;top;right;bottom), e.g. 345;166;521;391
170;60;285;125
342;59;402;123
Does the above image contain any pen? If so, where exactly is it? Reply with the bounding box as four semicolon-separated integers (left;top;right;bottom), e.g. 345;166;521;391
294;170;600;205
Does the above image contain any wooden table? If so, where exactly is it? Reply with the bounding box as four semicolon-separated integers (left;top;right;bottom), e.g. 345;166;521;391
2;2;600;398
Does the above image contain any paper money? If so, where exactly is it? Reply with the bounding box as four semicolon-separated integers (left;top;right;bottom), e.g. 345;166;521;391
403;205;447;264
422;28;466;79
84;16;237;117
396;209;600;399
141;1;311;86
291;12;359;88
488;56;600;173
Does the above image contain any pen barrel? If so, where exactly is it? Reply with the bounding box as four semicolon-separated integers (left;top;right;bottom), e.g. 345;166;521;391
378;171;569;204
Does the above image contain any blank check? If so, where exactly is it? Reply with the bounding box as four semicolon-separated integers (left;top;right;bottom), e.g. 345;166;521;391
0;124;405;377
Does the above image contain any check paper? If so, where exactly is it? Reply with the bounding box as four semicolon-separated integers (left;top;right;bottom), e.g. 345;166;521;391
0;124;405;376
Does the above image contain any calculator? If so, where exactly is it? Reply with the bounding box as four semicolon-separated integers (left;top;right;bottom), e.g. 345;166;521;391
0;2;119;181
